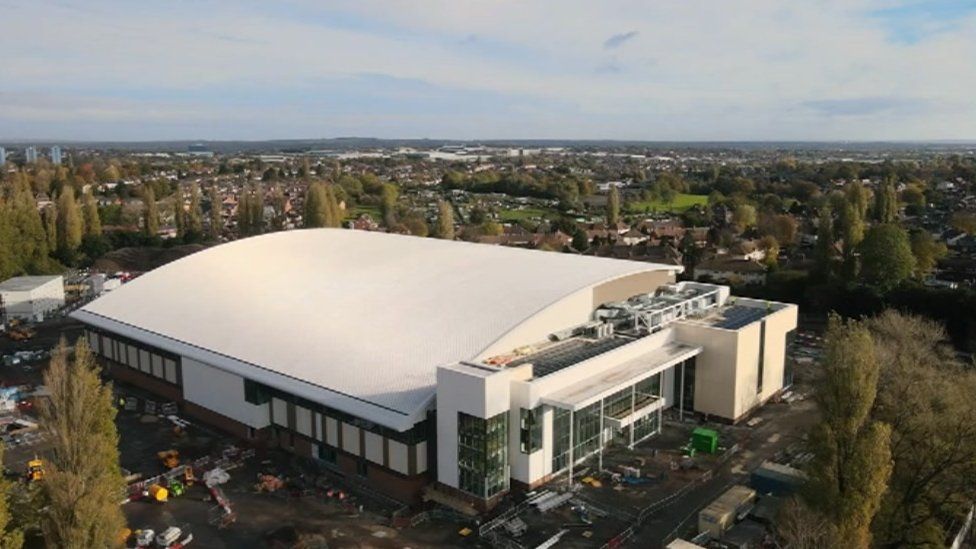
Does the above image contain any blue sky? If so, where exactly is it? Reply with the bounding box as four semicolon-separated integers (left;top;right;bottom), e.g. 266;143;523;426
1;0;974;141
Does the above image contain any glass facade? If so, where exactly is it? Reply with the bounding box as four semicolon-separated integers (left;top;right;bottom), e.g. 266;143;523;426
674;358;696;411
457;411;509;498
552;407;571;472
519;406;543;454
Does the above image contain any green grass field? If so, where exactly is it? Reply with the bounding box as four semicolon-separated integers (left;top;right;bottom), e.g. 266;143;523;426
624;193;708;213
346;204;382;220
497;207;554;222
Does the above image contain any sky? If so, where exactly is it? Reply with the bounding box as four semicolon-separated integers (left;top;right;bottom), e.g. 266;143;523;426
1;0;975;142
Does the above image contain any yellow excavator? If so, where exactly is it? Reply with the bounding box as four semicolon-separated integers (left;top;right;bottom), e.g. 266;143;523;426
25;458;44;482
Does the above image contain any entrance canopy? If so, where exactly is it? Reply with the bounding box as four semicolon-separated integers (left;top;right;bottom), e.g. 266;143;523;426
541;342;701;411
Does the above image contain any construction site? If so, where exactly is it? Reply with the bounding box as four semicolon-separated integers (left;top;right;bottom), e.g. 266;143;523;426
0;233;826;548
0;312;823;549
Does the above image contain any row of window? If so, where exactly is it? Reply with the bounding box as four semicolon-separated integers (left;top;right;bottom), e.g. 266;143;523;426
85;329;181;386
458;411;509;498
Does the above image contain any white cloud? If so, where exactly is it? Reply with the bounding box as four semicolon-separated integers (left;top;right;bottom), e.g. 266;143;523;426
0;0;974;140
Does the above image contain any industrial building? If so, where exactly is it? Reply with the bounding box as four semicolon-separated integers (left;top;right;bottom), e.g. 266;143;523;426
71;230;797;506
0;275;65;323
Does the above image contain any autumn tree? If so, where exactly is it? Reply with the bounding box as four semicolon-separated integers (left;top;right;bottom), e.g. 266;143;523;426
380;183;398;228
859;224;915;290
731;203;756;233
173;189;186;239
866;311;976;547
187;183;203;236
0;444;24;549
838;201;864;277
606;185;620;226
303;182;339;228
141;184;159;237
55;186;83;260
41;205;58;254
434;200;454;239
81;190;101;238
39;338;126;547
909;230;947;279
208;185;222;239
805;316;892;549
874;177;898;223
813;207;836;280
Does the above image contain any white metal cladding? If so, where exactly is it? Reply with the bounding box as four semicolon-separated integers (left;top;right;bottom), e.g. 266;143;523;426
71;229;679;431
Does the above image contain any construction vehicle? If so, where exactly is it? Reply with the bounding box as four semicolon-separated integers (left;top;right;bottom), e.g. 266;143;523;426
25;458;44;482
168;478;185;497
6;326;35;342
147;484;168;503
133;529;154;547
158;449;180;469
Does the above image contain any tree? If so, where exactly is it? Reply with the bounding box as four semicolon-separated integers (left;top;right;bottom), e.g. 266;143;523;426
269;184;286;231
950;211;976;234
845;180;870;220
606;186;620;226
187;183;203;236
401;213;429;237
859;224;915;290
0;444;24;549
775;498;836;549
874;177;898;223
173;189;186;239
758;214;797;247
141;184;159;237
41;205;58;254
731;204;756;233
434;200;454;240
866;312;976;547
55;186;83;260
838;201;864;277
759;235;780;267
81;190;101;238
208;185;222;239
380;183;398;227
909;230;947;279
39;338;126;547
805;316;892;549
303;182;331;228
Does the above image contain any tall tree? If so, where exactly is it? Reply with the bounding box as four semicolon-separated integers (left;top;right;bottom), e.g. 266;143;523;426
81;190;101;238
434;200;455;239
39;338;125;547
866;312;976;547
606;185;620;226
208;185;221;239
874;177;898;223
839;201;864;277
845;180;870;220
3;175;55;275
909;230;947;279
859;224;915;290
380;183;398;228
303;182;331;228
187;183;203;236
0;444;24;549
805;316;892;549
55;186;83;259
141;184;159;237
813;207;835;280
269;184;286;230
323;184;341;227
41;205;58;254
731;203;757;233
173;189;186;239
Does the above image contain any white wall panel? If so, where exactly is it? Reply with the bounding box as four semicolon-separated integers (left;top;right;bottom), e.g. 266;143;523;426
364;432;383;465
341;423;360;455
181;356;271;428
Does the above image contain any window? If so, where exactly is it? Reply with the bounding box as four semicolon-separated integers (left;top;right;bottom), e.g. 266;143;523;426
551;408;570;472
784;329;796;388
519;407;543;454
244;379;272;405
674;357;696;411
457;411;509;498
319;445;337;464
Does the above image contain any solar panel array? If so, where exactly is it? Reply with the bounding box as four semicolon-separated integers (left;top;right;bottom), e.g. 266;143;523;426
714;305;769;330
511;337;633;377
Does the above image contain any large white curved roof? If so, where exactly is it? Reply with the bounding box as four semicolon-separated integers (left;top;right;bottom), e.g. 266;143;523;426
73;229;678;430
